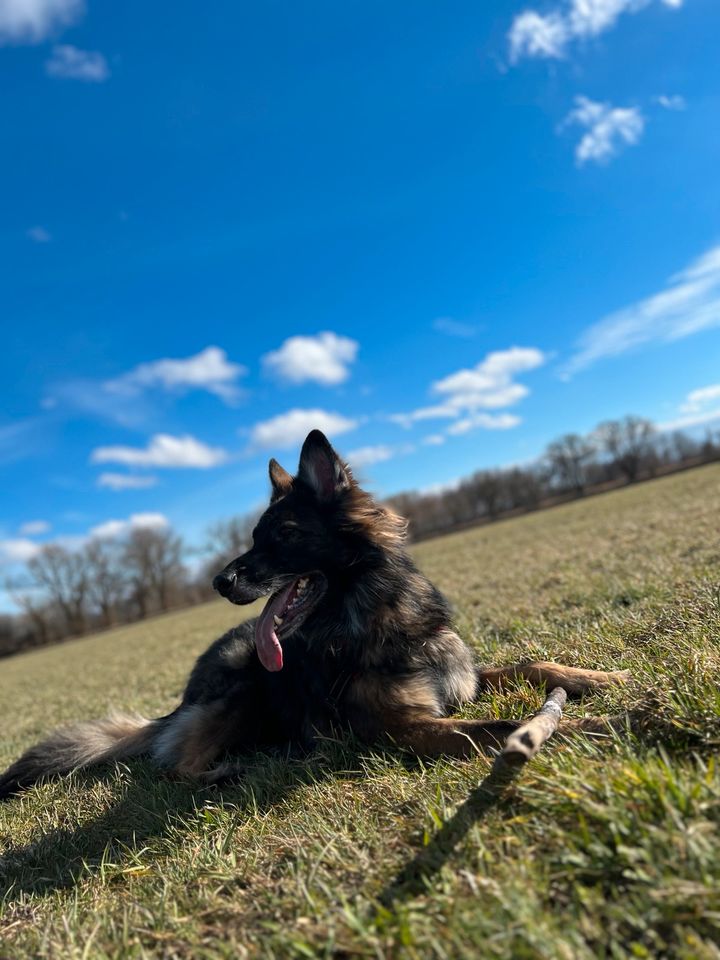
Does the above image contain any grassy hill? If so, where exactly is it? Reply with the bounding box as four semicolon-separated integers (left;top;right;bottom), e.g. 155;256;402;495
1;464;720;958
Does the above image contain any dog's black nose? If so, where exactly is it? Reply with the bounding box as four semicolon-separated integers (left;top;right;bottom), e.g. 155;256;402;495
213;571;236;597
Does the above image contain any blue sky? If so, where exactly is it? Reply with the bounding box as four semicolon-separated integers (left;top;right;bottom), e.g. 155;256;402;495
1;0;720;590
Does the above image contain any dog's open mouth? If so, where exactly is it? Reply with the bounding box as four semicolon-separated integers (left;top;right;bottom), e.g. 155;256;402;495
254;573;327;672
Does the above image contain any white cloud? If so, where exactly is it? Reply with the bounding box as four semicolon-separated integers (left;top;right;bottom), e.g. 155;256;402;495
19;520;50;536
0;538;42;564
509;0;683;62
97;473;160;491
419;477;463;496
46;44;109;82
91;434;229;469
346;445;395;468
509;10;569;60
27;226;51;243
249;409;359;450
262;332;359;386
90;512;169;541
391;347;545;429
422;434;446;446
565;96;644;165
564;245;720;375
447;413;522;435
106;346;247;405
656;409;720;432
389;404;457;427
0;0;83;44
656;94;686;111
681;384;720;414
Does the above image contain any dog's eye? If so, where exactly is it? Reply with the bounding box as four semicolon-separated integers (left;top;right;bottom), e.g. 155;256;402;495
281;523;303;542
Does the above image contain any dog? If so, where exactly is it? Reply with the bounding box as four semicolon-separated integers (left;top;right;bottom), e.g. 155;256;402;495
0;430;628;799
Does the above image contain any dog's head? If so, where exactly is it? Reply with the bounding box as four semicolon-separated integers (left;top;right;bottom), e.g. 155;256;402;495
212;430;405;671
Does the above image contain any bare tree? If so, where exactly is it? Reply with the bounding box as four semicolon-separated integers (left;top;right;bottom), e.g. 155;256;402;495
27;545;89;636
545;433;596;495
206;514;257;565
199;512;261;591
504;466;544;510
122;527;185;617
472;471;503;520
670;430;700;463
83;538;125;628
594;416;655;483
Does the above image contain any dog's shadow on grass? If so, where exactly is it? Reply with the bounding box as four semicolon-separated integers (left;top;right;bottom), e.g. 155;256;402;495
377;764;519;909
0;749;516;909
0;745;360;902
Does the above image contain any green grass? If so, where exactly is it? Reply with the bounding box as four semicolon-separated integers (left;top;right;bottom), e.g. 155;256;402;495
2;465;720;959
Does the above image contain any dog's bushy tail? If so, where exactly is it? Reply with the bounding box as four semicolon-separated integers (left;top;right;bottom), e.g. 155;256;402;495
0;711;167;800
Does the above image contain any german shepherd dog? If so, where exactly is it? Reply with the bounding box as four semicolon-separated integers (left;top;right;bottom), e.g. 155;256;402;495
0;431;628;799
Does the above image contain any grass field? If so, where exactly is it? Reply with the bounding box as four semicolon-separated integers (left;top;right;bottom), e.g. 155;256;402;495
2;465;720;959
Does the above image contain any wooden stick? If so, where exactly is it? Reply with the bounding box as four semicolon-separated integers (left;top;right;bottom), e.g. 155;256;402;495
494;687;567;773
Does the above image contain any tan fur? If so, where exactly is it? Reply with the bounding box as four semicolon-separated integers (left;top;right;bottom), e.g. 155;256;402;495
175;709;227;776
269;458;293;501
342;482;408;549
477;661;630;696
386;717;518;757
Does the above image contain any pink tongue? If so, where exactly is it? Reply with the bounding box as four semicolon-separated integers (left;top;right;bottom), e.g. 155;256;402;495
255;585;293;672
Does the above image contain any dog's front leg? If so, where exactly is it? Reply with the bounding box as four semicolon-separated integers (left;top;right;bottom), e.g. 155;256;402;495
385;714;521;758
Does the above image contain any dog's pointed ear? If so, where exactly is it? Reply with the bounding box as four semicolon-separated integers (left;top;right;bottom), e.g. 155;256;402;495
269;458;293;502
297;430;352;502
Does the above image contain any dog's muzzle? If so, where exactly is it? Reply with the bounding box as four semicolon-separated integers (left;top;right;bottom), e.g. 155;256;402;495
212;570;236;598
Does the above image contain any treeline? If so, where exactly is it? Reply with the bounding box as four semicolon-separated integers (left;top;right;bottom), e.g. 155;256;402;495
387;416;720;541
2;415;719;658
0;513;260;659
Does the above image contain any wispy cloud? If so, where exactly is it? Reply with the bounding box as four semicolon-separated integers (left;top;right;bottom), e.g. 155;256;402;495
564;245;720;375
433;317;477;339
680;384;720;414
346;445;396;469
45;44;109;82
509;0;683;63
0;417;48;465
249;409;359;450
390;347;545;435
447;413;522;435
48;347;248;426
97;473;160;491
656;94;686;111
19;520;50;536
91;434;229;469
656;382;720;432
656;409;720;432
105;346;247;405
27;226;51;243
1;513;171;565
564;96;645;165
0;0;83;45
263;332;359;386
89;512;168;540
